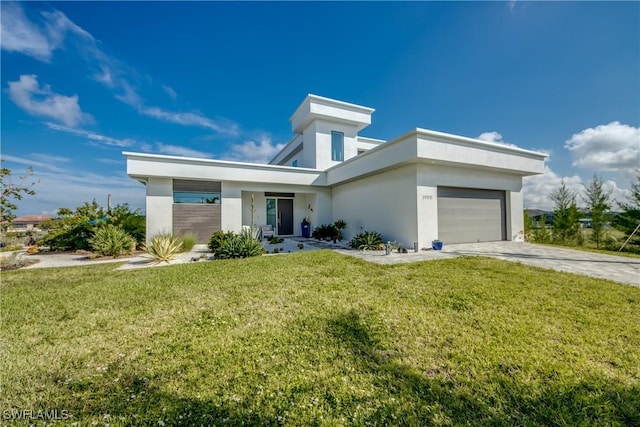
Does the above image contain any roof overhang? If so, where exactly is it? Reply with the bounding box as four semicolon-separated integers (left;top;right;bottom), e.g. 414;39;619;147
124;152;327;186
290;94;374;134
326;129;548;186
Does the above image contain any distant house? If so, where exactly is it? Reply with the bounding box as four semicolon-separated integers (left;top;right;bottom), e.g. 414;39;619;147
125;94;547;245
8;214;52;232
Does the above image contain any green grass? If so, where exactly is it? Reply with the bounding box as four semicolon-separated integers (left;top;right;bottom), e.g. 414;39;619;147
2;251;639;426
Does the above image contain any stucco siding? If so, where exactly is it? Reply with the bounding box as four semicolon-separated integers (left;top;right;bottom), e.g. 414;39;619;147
332;165;418;245
145;177;173;244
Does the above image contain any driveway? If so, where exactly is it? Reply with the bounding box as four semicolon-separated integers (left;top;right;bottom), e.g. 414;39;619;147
442;242;640;287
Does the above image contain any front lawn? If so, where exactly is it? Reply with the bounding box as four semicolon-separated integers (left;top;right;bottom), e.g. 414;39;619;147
1;251;639;425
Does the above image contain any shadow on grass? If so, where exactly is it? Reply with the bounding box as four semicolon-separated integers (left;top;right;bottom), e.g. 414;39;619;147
60;370;278;426
326;309;640;426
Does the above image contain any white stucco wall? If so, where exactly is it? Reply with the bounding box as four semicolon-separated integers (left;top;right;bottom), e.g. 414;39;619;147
220;182;242;232
145;177;173;244
332;165;418;245
302;120;359;171
507;190;525;241
417;164;525;245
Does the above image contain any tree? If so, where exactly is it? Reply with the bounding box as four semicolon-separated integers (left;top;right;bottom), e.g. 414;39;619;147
615;170;640;250
533;213;551;243
550;179;581;245
582;174;612;249
39;200;145;250
0;164;38;231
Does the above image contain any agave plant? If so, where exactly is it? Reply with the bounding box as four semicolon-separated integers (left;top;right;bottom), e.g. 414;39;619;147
145;232;183;263
89;224;136;257
349;230;384;250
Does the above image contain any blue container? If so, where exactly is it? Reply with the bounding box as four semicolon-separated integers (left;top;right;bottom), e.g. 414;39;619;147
432;240;443;250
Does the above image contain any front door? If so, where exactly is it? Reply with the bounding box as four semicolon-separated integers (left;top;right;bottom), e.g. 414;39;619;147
266;198;294;235
277;199;294;235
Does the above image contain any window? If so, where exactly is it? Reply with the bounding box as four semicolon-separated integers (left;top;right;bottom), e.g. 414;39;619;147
292;160;298;167
173;192;220;204
331;131;344;161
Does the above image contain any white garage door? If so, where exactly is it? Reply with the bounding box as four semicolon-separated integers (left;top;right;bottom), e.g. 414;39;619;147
437;187;506;244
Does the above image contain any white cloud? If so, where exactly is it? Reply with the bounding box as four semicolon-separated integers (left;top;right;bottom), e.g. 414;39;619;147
45;123;135;147
154;143;212;159
0;2;55;61
139;106;239;136
30;153;72;163
565;121;640;172
224;136;285;164
476;131;518;147
162;85;177;101
523;164;584;211
7;75;93;127
2;154;70;174
2;4;239;136
523;164;630;211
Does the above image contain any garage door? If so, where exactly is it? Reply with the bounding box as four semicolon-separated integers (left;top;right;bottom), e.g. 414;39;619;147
437;187;506;244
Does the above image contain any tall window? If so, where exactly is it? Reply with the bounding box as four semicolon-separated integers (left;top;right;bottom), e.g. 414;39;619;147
331;131;344;161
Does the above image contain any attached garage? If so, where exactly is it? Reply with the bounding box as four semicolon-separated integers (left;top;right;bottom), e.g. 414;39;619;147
437;187;506;244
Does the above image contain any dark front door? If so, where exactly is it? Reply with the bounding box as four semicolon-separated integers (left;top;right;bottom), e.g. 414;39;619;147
277;199;294;235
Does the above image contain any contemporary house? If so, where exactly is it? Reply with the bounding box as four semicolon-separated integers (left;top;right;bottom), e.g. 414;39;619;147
125;94;547;246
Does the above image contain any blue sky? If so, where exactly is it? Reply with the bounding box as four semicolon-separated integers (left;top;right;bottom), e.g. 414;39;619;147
1;1;638;215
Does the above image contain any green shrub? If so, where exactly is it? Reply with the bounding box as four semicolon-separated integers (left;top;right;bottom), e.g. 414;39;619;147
39;201;146;250
179;232;197;252
215;234;265;260
268;236;284;244
312;220;348;242
146;233;183;263
89;225;136;257
312;224;337;240
208;231;236;253
349;230;384;250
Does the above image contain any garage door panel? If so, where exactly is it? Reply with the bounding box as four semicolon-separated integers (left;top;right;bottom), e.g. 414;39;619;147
437;187;505;244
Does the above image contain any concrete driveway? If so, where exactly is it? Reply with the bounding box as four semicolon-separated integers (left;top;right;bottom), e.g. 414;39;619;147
442;242;640;287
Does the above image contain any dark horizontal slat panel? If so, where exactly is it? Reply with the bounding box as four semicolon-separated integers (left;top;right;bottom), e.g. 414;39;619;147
173;180;221;193
173;204;221;243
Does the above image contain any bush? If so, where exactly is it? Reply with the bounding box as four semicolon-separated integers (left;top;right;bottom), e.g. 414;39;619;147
146;233;183;263
89;225;136;257
349;230;384;250
312;220;348;242
179;232;197;252
208;231;236;253
39;201;146;250
268;236;284;244
215;234;264;260
312;224;337;240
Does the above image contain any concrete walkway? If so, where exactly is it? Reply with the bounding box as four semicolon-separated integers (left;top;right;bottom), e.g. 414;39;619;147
338;241;639;287
442;242;640;287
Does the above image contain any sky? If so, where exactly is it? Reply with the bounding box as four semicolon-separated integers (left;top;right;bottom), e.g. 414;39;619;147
1;1;639;216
